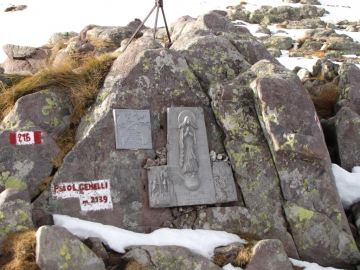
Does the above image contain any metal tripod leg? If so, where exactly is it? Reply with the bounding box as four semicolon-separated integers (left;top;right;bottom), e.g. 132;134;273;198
122;4;156;52
161;7;172;44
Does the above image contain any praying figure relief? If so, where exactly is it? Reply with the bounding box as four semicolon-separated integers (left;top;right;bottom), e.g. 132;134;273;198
177;111;201;191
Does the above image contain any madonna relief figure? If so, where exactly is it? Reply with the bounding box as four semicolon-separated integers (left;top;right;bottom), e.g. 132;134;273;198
178;114;201;191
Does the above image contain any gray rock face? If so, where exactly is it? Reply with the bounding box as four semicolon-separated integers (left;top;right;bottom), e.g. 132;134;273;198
209;72;298;258
246;240;293;270
79;25;141;45
300;40;323;51
171;31;251;92
226;5;251;21
169;16;197;42
32;37;225;231
48;32;79;44
2;44;52;75
312;59;339;82
300;0;321;5
262;36;293;50
0;188;34;253
286;18;325;29
0;129;60;199
327;40;360;54
36;226;105;270
338;64;360;116
334;107;360;171
1;88;72;139
251;60;360;268
65;40;95;54
219;32;279;65
123;245;222;270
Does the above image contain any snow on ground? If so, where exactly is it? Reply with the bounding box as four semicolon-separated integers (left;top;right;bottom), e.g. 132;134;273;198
53;214;246;259
332;164;360;209
290;258;345;270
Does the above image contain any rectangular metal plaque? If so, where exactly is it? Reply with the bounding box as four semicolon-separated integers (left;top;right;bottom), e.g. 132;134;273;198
113;109;152;149
148;107;238;208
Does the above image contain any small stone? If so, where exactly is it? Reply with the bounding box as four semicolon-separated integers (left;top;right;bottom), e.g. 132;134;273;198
217;154;223;160
210;150;217;162
144;158;156;169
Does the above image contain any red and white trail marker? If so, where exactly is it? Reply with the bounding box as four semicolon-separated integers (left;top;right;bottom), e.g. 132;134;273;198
9;131;42;145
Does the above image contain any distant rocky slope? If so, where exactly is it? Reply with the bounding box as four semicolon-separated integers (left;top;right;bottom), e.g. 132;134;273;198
0;2;360;270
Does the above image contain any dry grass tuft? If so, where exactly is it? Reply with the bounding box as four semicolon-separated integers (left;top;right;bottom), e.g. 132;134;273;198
302;50;325;58
295;35;311;47
240;1;247;5
52;128;76;168
0;230;39;270
276;21;288;29
232;244;253;268
87;38;119;50
39;176;54;192
125;261;146;270
0;53;116;124
292;266;305;270
310;84;340;119
212;254;227;267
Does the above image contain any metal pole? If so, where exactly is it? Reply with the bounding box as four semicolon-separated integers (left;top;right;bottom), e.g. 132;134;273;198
161;6;172;44
153;5;160;40
122;4;156;51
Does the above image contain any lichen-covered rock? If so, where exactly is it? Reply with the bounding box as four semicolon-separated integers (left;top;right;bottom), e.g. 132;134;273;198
80;25;140;45
0;129;60;199
246;239;293;270
251;60;360;268
208;72;298;258
327;40;360;55
123;245;222;270
285;202;360;268
0;188;34;253
1;88;72;139
312;59;339;82
169;16;197;42
48;32;79;44
173;206;299;259
2;44;51;75
300;0;321;5
226;5;251;21
65;40;95;54
36;226;105;270
219;32;280;65
333;107;360;171
262;36;293;50
286;18;325;29
171;30;251;92
32;36;225;231
191;11;251;35
300;40;323;52
214;242;244;266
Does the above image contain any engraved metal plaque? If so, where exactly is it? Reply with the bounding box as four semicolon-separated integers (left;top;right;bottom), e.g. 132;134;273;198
148;107;238;208
213;162;238;203
113;109;152;149
167;107;216;206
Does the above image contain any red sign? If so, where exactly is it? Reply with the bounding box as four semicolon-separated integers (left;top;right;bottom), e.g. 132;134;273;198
9;131;41;145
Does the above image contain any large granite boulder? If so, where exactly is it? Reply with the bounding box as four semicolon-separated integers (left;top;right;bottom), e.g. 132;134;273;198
261;36;293;50
36;225;105;270
171;30;251;92
250;60;360;268
1;88;72;139
122;245;222;270
208;72;298;258
0;128;60;199
0;188;34;253
32;37;225;231
2;44;52;75
219;32;279;65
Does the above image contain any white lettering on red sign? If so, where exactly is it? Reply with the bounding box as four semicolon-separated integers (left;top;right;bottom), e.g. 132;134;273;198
9;131;41;145
52;180;113;211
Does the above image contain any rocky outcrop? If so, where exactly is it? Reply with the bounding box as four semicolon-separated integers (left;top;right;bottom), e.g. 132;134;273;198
36;226;105;270
246;240;293;270
123;245;222;269
251;60;360;267
1;88;72;139
0;188;34;253
2;44;51;75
